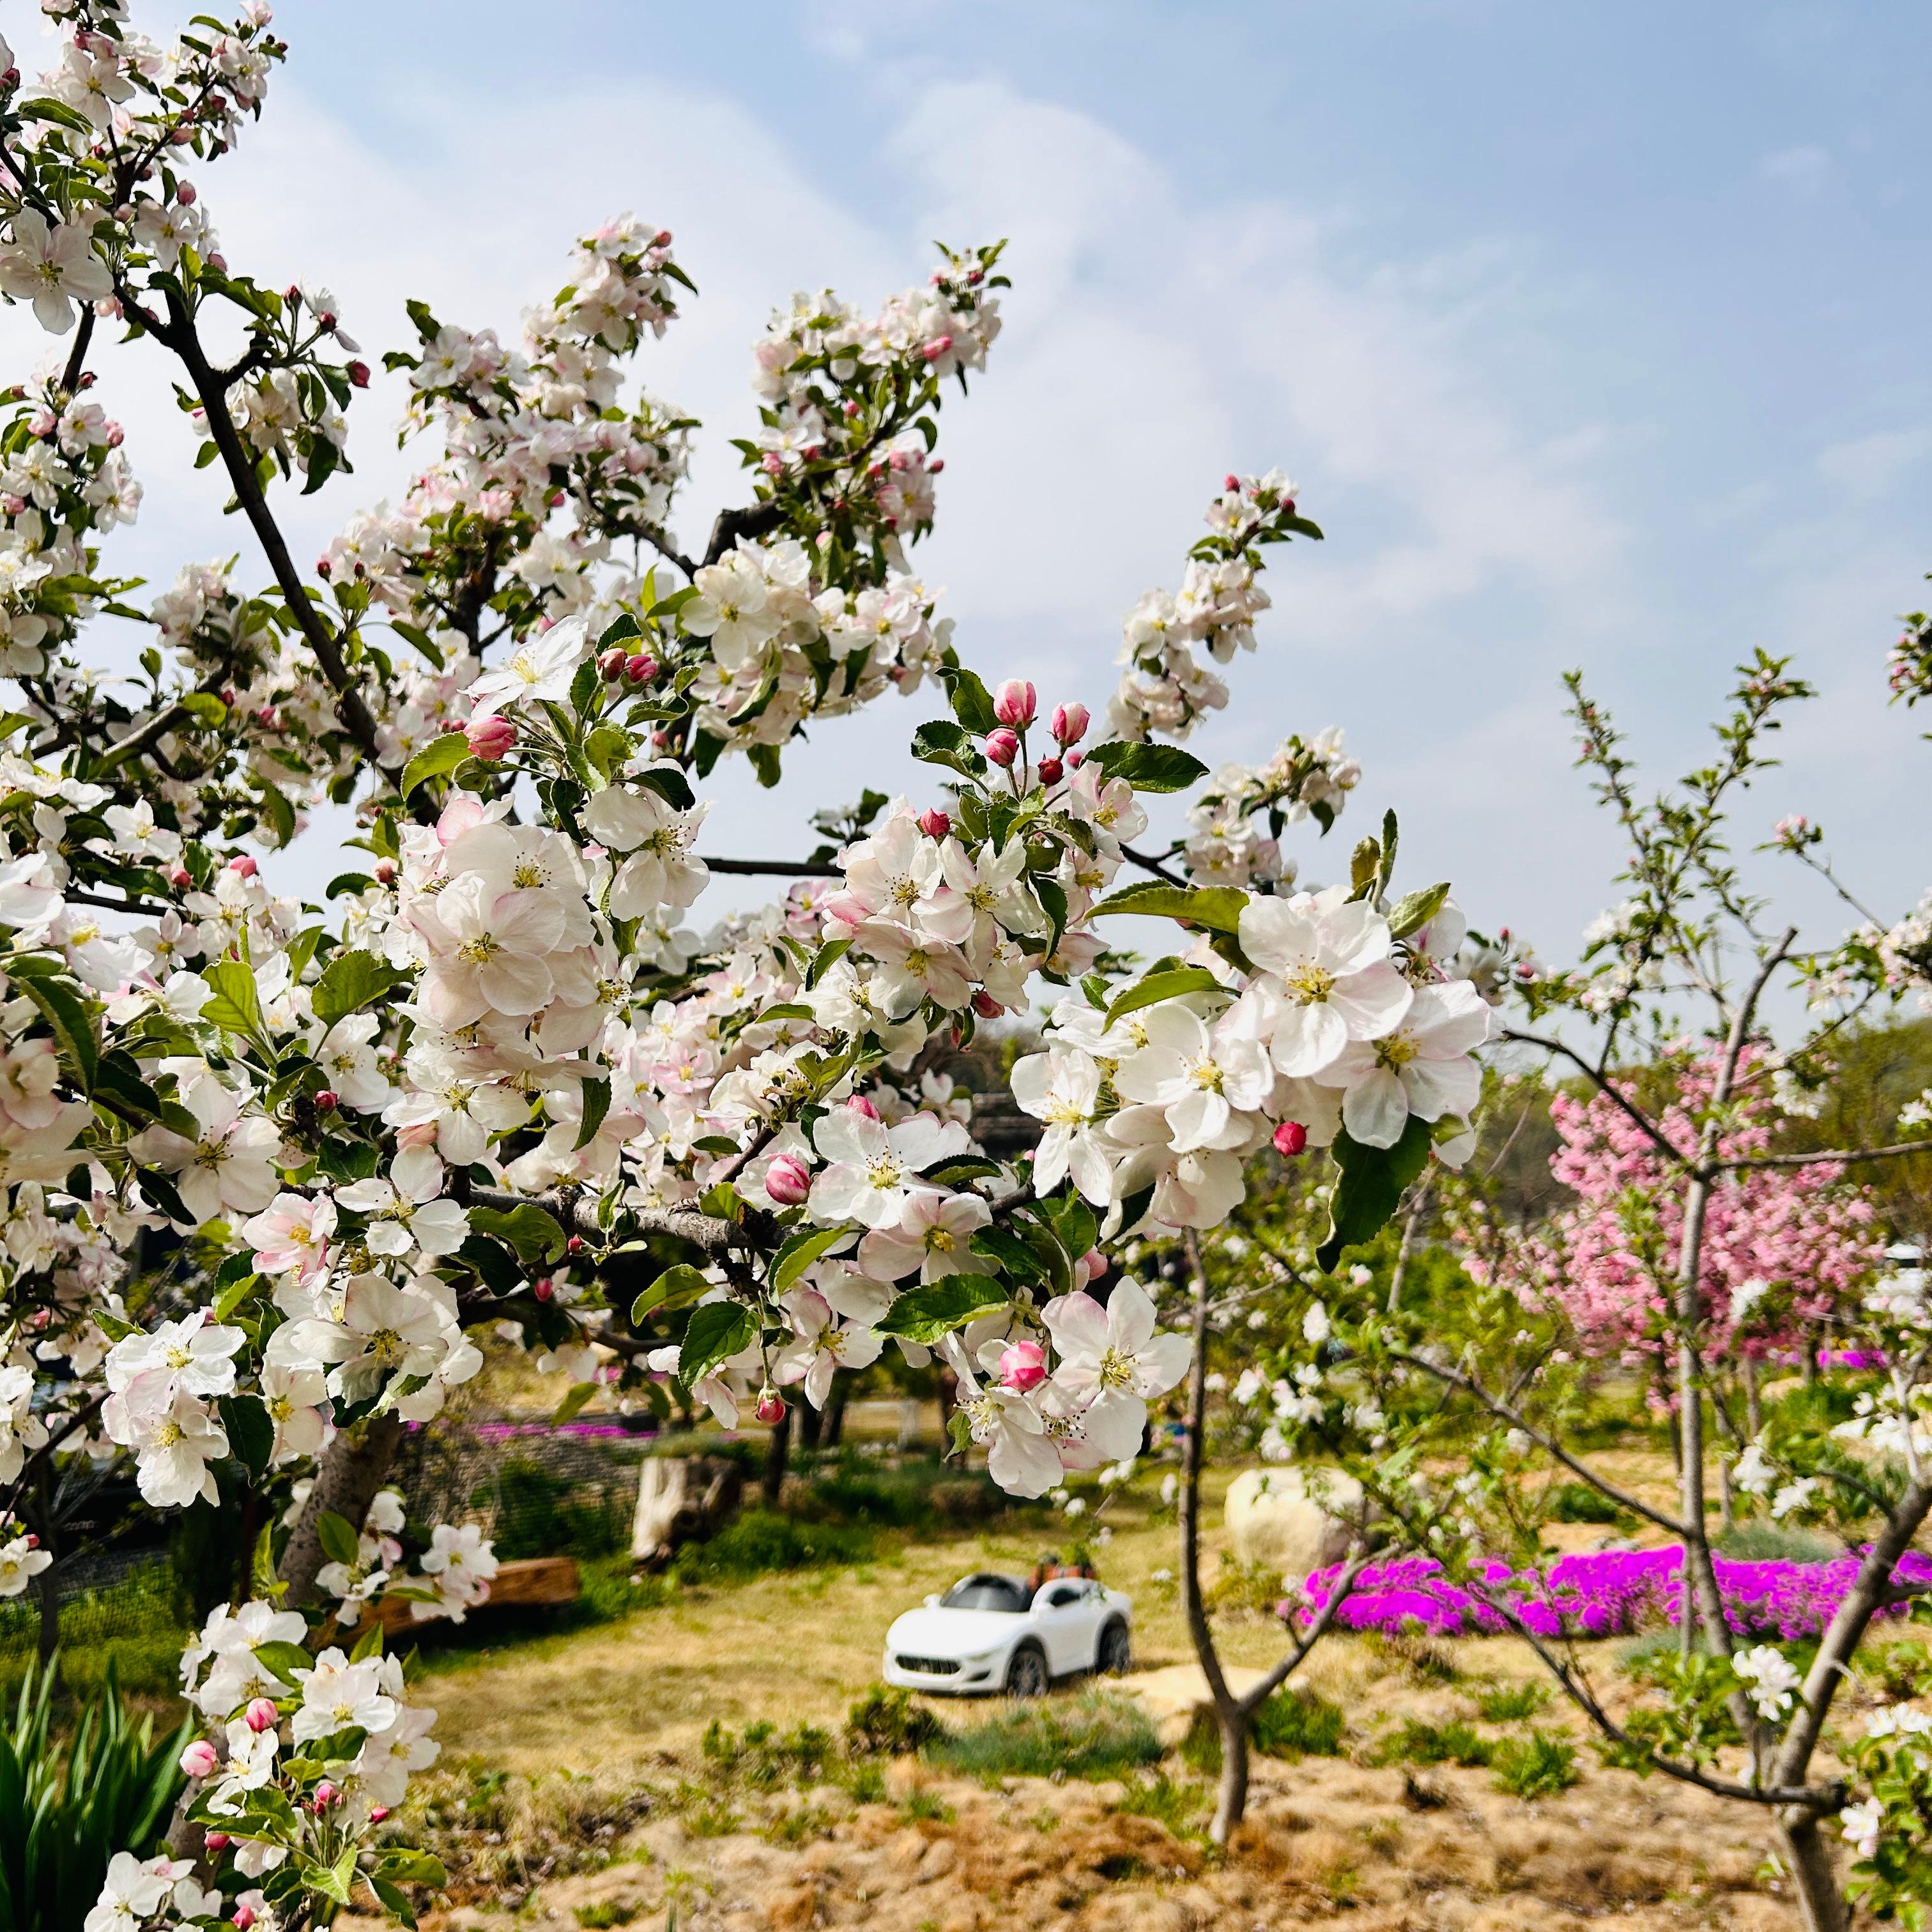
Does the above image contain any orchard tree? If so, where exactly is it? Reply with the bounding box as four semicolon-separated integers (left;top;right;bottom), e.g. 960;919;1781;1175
0;7;1492;1926
1307;655;1932;1932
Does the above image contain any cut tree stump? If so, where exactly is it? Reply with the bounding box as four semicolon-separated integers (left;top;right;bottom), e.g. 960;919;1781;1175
631;1454;742;1570
356;1555;580;1639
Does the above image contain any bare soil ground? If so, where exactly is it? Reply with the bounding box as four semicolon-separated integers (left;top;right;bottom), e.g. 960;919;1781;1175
383;1464;1885;1931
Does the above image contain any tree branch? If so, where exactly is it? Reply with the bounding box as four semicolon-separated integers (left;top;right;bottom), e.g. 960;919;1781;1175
699;856;841;878
1719;1140;1932;1172
1244;1551;1372;1715
1390;1349;1683;1534
1501;1027;1699;1172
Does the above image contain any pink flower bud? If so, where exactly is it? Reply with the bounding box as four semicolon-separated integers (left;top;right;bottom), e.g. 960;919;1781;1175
206;252;227;274
999;1339;1047;1393
993;679;1036;727
754;1388;786;1426
625;653;657;684
599;647;629;680
972;992;1002;1020
227;855;257;879
1037;756;1063;786
466;714;517;761
917;807;951;839
369;1805;391;1824
1065;749;1084;770
168;865;192;889
1050;702;1089;747
765;1154;811;1206
374;859;397;885
567;1235;586;1255
347;360;369;388
1081;1248;1108;1282
312;1781;338;1809
313;1091;337;1113
180;1740;219;1779
921;334;953;362
533;1277;554;1303
1273;1121;1308;1157
233;1910;256;1930
176;182;197;206
203;1832;231;1851
244;1697;279;1733
985;729;1020;767
845;1094;881;1121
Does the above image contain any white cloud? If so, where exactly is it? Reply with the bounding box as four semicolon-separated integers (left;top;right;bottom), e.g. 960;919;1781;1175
1818;429;1929;498
1759;143;1835;197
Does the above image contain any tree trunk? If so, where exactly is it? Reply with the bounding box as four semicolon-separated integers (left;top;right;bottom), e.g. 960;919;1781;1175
1213;1699;1250;1846
1777;1811;1848;1932
822;1374;850;1449
278;1414;406;1606
1177;1233;1247;1844
762;1405;791;1510
797;1393;823;1453
1744;1356;1763;1439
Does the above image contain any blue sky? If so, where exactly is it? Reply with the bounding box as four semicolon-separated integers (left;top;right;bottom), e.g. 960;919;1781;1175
5;3;1927;999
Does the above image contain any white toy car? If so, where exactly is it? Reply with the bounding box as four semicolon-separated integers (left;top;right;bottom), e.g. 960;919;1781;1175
882;1571;1133;1697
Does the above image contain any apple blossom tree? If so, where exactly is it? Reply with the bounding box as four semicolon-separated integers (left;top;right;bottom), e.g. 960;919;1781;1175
0;5;1499;1926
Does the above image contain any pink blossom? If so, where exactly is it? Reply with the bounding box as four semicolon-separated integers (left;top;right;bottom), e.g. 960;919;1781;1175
1050;702;1089;746
993;679;1036;727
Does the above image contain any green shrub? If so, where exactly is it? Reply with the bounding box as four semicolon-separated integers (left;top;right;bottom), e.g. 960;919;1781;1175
669;1511;874;1583
1714;1521;1837;1563
1254;1687;1346;1761
1491;1731;1580;1798
1182;1687;1346;1773
845;1685;943;1758
1370;1718;1493;1770
0;1656;193;1932
573;1904;636;1928
1545;1482;1625;1526
1475;1682;1550;1723
478;1457;630;1562
922;1692;1161;1786
699;1718;834;1788
1113;1771;1209;1840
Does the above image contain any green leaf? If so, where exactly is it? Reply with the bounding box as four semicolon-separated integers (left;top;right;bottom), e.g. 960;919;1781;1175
469;1203;567;1266
1083;741;1210;793
399;731;470;799
633;765;696;812
805;938;850;989
926;1157;1002;1186
1039;1193;1099;1266
630;1262;712;1324
942;666;998;735
311;948;410;1027
911;719;987;778
1105;965;1226;1025
326;871;376;899
202;958;265;1041
214;1271;263;1321
969;1225;1048;1286
369;1873;418;1928
250;1639;316;1686
181;691;228;728
1348;836;1381;900
553;1381;598;1425
375;1851;448;1889
1090;881;1248;935
6;958;98;1092
1387;882;1452;941
679;1301;756;1385
770;1227;850;1297
316;1510;361;1568
1316;1115;1434;1273
574;1077;611;1151
220;1394;274;1478
877;1276;1009;1344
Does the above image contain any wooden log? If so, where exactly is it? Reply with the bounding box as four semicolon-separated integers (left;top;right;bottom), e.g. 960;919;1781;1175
356;1555;580;1639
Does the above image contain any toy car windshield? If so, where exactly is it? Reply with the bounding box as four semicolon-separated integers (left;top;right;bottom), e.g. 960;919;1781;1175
939;1574;1030;1612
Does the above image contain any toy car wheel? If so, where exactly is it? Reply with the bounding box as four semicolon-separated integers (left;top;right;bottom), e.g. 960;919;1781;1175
1096;1620;1132;1676
1006;1643;1049;1698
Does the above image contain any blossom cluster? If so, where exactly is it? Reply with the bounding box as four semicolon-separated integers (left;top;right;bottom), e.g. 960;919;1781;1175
1108;469;1321;742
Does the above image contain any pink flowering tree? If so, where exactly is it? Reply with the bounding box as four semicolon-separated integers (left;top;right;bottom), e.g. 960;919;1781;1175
0;6;1495;1924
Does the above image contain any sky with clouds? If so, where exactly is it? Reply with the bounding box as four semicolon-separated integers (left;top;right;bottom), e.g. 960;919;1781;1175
4;1;1927;1001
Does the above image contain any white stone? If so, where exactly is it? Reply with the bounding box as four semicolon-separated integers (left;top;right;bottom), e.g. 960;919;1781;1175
1224;1466;1366;1580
